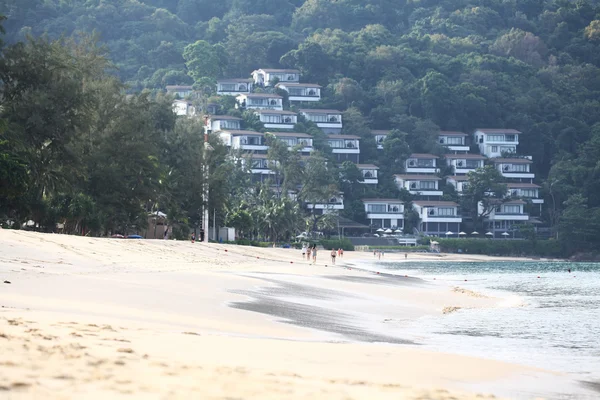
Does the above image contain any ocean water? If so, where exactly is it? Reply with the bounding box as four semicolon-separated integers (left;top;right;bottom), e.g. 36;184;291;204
377;261;600;398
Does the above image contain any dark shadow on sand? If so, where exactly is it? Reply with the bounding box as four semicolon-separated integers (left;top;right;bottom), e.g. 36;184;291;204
229;275;417;345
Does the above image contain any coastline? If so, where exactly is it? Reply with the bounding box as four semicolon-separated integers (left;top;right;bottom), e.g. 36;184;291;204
0;230;578;399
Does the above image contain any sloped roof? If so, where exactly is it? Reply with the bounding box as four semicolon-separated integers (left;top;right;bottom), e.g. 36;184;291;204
256;68;300;73
444;154;487;159
220;130;264;136
217;78;253;83
446;175;470;181
276;83;322;88
409;153;439;159
362;198;403;203
439;131;468;136
475;128;522;134
394;174;441;180
371;130;390;135
507;183;542;188
413;201;459;207
299;109;342;114
356;164;379;169
241;93;282;98
270;132;312;138
492;158;533;164
254;109;297;115
210;115;242;121
166;85;193;90
327;134;360;139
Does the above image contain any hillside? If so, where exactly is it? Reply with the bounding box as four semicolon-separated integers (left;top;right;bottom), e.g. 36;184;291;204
2;0;600;252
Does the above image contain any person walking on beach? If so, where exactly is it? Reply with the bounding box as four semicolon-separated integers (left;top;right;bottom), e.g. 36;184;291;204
191;233;195;243
405;253;408;260
307;245;312;261
331;249;337;264
340;248;343;258
312;246;317;264
301;244;307;259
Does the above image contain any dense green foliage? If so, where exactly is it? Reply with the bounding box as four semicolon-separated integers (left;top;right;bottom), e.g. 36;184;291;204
2;1;600;250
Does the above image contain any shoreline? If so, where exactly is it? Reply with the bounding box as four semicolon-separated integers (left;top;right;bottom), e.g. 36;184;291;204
0;230;589;399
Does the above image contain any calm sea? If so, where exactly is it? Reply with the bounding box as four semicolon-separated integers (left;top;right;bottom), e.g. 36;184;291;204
377;261;600;399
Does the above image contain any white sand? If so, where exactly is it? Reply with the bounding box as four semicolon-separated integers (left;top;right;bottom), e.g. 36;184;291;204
0;230;557;399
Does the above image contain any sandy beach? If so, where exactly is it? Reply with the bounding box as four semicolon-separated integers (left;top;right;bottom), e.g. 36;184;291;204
0;230;564;399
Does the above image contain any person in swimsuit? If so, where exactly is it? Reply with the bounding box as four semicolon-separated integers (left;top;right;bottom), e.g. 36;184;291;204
331;249;337;264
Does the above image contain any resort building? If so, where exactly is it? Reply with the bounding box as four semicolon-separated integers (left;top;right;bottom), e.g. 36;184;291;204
492;158;535;182
327;134;360;163
405;154;440;174
438;131;469;153
270;132;313;155
216;78;253;96
474;128;521;158
166;85;195;98
394;175;443;198
481;199;530;237
445;153;486;175
412;201;462;237
356;164;379;185
372;130;390;150
172;99;196;117
506;183;543;204
275;83;321;102
305;193;345;213
219;130;267;152
362;199;404;230
446;175;470;195
205;115;242;132
236;93;283;111
244;153;276;183
254;110;297;130
252;68;300;86
299;109;343;133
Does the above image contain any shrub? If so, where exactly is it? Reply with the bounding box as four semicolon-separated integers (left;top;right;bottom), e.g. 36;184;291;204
436;238;570;258
320;238;354;251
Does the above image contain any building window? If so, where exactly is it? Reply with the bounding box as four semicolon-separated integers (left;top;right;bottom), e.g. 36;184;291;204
309;114;328;122
437;208;455;216
368;204;386;213
521;189;537;197
388;204;401;212
491;146;498;153
446;137;463;145
488;135;504;142
221;83;236;91
504;205;521;214
328;140;343;148
505;134;516;142
465;160;481;169
289;88;304;96
417;181;437;189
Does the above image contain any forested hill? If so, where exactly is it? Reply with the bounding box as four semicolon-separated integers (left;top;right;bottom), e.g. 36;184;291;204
2;0;600;248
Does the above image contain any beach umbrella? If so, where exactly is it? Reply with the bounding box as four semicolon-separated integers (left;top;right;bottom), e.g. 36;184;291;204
501;232;510;239
485;232;494;236
376;228;384;232
471;231;479;235
445;231;454;236
459;231;467;236
394;229;402;233
384;228;393;234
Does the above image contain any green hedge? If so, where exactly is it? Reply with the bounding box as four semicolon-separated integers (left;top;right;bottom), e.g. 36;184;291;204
436;238;569;258
221;239;271;247
362;245;431;251
320;238;355;251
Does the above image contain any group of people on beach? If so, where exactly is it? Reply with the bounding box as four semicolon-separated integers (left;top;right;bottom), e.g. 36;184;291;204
373;249;385;260
301;244;343;265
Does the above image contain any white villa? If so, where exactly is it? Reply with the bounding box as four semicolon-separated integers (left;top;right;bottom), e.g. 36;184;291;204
205;115;242;132
252;68;300;86
327;134;360;163
412;201;462;237
372;130;390;150
166;85;195;98
481;199;530;237
446;175;470;195
474;128;521;158
275;83;321;102
306;193;345;213
357;164;379;185
172;99;196;117
245;153;276;183
438;131;469;153
216;78;253;96
219;130;267;152
254;110;297;130
506;183;544;204
394;175;443;197
236;93;283;111
300;109;343;133
492;158;535;181
270;132;313;154
445;153;486;174
405;154;440;174
362;199;404;230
